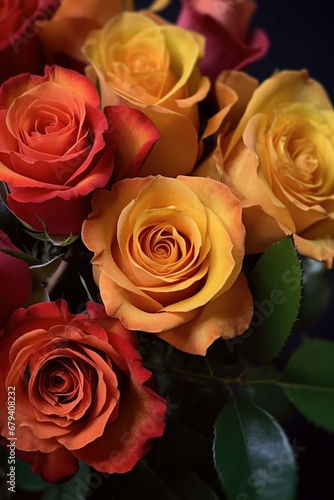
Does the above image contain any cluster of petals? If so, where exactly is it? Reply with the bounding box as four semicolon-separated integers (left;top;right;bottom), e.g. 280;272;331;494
0;300;167;482
82;175;253;355
0;65;159;234
198;69;334;267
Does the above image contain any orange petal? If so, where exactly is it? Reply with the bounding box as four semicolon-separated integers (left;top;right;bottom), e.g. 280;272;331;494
215;70;259;132
293;234;334;269
157;273;253;355
225;70;333;158
242;205;287;254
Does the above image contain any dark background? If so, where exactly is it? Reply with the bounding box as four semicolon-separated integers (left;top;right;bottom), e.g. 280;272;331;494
250;0;334;102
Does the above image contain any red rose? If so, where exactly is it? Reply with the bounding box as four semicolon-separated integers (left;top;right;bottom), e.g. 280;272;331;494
0;0;61;83
177;0;269;84
0;65;159;235
0;230;32;327
0;300;167;482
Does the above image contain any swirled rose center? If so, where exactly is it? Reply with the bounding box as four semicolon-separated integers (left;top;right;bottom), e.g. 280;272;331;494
139;224;190;264
6;87;92;169
27;111;70;141
125;46;159;73
275;133;318;183
107;30;177;100
39;358;84;405
268;108;325;187
126;207;204;280
289;139;318;181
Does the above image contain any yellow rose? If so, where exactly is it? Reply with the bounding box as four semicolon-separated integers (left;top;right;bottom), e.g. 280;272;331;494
81;176;253;355
211;70;334;267
82;11;211;176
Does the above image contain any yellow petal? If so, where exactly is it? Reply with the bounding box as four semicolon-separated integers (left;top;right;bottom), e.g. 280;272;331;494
225;70;333;158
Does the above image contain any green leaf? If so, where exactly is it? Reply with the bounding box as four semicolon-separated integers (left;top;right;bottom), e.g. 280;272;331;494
25;229;79;247
213;398;298;500
238;367;295;423
233;236;302;362
25;214;79;247
0;247;40;265
0;189;79;247
279;339;334;432
295;259;332;331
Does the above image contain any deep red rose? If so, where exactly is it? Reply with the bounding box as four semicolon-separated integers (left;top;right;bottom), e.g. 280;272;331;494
177;0;269;84
0;300;167;482
0;229;32;327
0;65;159;235
0;0;61;84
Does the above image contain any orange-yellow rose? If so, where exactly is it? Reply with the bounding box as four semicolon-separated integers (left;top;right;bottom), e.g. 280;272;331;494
82;175;253;355
82;11;211;176
211;70;334;267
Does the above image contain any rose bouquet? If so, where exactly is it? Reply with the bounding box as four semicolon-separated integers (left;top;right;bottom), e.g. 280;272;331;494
0;1;333;499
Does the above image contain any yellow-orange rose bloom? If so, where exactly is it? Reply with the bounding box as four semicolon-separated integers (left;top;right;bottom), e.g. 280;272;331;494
81;176;253;355
82;11;210;176
213;70;334;267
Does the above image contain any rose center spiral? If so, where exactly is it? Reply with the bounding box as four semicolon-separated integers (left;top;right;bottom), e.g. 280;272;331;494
139;224;188;264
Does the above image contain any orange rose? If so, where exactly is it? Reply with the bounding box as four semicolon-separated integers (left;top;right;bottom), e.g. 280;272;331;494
82;176;253;355
0;300;167;482
210;70;334;267
82;11;211;176
0;65;159;234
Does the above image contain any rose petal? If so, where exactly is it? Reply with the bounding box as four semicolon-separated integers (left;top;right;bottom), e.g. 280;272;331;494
158;273;253;354
104;105;160;181
15;446;79;483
